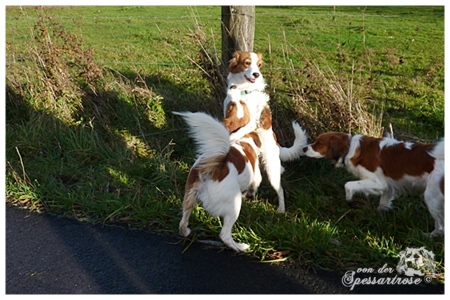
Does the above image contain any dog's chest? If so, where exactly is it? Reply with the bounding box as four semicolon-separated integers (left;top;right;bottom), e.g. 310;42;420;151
240;91;269;124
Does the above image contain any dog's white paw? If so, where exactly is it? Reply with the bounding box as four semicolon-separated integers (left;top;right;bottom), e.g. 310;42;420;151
427;229;444;238
277;206;285;213
220;234;250;252
179;226;191;237
377;203;392;212
344;187;353;201
235;243;250;252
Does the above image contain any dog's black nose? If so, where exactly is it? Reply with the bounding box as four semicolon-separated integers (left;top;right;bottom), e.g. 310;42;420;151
253;72;260;78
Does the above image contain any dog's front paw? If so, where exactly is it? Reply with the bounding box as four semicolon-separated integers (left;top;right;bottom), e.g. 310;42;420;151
344;187;354;201
277;206;285;213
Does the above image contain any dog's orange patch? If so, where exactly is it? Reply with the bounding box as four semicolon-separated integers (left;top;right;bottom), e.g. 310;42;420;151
311;132;437;179
349;136;381;173
223;100;250;133
244;131;262;148
378;141;435;179
240;142;258;172
259;106;272;130
185;167;200;193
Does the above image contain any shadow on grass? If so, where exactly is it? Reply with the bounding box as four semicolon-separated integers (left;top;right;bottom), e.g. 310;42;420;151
5;65;444;279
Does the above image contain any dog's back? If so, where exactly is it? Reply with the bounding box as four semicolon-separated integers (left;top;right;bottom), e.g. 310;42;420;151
304;132;445;236
346;136;438;195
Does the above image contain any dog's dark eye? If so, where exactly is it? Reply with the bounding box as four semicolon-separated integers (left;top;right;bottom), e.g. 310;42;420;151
245;61;251;67
257;62;262;68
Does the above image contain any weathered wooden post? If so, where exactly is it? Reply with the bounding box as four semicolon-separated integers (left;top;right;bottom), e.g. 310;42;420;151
221;6;255;67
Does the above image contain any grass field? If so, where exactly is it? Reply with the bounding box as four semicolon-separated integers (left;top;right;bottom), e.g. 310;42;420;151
5;6;444;280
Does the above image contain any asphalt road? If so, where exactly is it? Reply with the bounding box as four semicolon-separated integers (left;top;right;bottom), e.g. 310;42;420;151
5;204;444;294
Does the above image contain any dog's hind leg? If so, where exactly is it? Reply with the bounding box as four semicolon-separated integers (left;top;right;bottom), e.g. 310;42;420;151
245;160;262;199
260;133;285;213
179;189;197;237
264;154;285;213
423;195;444;237
268;167;285;213
219;191;249;252
424;174;445;237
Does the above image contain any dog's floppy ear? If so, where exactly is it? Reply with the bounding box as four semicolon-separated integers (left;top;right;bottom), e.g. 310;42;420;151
228;50;241;70
256;52;263;68
327;134;350;163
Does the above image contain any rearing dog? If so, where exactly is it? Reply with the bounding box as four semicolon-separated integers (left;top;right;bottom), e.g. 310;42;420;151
303;132;445;237
174;110;263;251
223;51;307;213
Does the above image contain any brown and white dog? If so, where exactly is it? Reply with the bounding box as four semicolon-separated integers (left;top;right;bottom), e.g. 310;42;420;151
174;110;263;251
303;132;445;236
223;51;307;213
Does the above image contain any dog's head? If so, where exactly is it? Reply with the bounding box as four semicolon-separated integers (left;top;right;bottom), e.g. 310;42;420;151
303;132;351;166
227;51;265;89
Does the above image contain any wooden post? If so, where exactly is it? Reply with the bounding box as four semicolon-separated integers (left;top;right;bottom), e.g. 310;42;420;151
221;6;255;67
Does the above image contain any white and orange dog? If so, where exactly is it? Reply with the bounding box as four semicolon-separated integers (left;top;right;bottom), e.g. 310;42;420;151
303;132;445;237
174;110;263;251
223;51;307;213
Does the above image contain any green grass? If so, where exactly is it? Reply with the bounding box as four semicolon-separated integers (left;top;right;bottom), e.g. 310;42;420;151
5;6;444;281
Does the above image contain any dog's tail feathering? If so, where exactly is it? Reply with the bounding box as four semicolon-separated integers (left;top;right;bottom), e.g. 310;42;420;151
430;138;445;160
279;121;308;161
173;111;231;159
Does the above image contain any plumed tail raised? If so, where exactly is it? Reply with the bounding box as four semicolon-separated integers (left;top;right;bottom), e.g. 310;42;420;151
430;138;444;160
173;111;231;159
280;121;308;162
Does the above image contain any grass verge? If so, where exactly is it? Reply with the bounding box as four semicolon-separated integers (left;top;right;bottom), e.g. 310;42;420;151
5;6;444;282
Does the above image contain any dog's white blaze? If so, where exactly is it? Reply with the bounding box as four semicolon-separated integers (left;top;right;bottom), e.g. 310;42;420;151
250;52;259;63
243;52;260;81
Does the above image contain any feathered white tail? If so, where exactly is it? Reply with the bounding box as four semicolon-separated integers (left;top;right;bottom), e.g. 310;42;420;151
430;138;445;160
279;121;308;162
173;111;231;159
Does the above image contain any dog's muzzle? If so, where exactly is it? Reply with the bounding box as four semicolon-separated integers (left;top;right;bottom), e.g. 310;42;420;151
245;73;260;83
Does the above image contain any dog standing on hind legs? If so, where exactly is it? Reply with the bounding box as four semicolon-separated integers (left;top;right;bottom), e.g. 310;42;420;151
174;110;264;252
224;51;308;213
